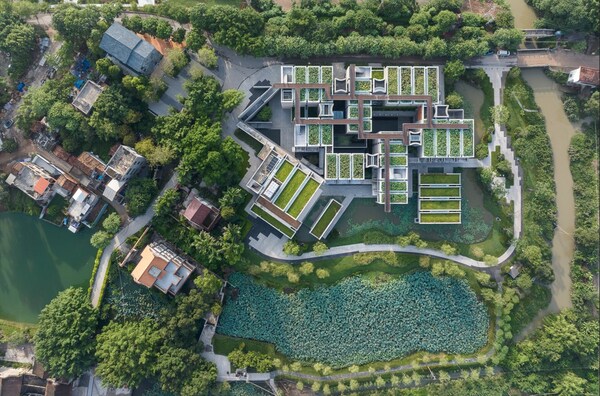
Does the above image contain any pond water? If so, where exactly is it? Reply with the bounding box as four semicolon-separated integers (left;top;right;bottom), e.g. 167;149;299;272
455;81;485;144
332;169;496;245
505;0;538;29
0;212;96;323
522;69;575;313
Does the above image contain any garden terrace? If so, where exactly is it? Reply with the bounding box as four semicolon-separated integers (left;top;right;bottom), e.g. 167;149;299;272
274;160;294;182
420;212;461;224
251;204;295;238
420;187;461;198
420;174;461;185
287;178;320;219
420;200;461;210
274;169;308;209
310;199;342;240
418;174;462;224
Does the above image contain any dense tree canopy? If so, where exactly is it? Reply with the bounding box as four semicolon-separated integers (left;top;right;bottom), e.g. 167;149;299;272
0;3;37;78
34;288;98;380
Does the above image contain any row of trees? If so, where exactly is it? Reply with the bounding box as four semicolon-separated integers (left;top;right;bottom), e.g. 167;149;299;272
0;2;37;79
188;0;522;59
34;271;224;393
527;0;598;34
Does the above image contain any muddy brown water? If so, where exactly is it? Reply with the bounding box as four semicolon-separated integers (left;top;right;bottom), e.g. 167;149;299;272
515;69;576;339
505;0;538;30
454;81;485;144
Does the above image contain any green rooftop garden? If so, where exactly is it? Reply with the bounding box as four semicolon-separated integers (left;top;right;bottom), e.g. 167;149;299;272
321;66;333;84
389;143;407;154
423;129;434;157
449;129;461;157
388;67;398;95
414;67;425;95
390;193;408;204
274;160;294;182
420;212;461;223
274;170;307;209
311;199;342;239
427;67;438;99
295;67;306;84
352;154;364;179
300;88;308;102
463;129;474;157
326;154;338;179
308;66;320;83
355;80;371;92
401;67;412;95
288;178;320;218
420;174;460;185
420;187;461;198
390;181;407;191
308;88;320;102
308;125;320;145
251;205;294;238
420;200;461;210
321;125;333;145
436;130;447;157
339;154;351;179
389;156;407;167
372;69;384;80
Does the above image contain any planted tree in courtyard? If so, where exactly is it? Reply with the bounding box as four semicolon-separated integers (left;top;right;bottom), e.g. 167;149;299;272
34;288;98;379
90;230;112;249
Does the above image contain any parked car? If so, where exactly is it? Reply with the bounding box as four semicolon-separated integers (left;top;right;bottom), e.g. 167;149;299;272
2;119;14;129
497;50;511;57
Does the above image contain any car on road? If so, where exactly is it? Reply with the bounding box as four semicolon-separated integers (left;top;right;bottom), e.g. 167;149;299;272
497;50;511;57
2;119;14;129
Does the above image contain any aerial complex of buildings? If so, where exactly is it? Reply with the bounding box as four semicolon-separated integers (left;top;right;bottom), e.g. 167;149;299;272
244;64;475;238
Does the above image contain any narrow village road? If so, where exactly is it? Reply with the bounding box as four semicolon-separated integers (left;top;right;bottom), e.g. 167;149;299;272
89;172;178;307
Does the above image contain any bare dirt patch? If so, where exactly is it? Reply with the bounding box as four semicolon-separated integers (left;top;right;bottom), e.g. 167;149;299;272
461;0;500;19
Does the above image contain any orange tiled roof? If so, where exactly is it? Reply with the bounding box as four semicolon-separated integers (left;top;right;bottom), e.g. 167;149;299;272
131;245;168;288
579;67;600;86
34;178;50;195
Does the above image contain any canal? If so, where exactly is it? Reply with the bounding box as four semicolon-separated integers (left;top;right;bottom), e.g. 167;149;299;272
505;0;538;29
0;212;96;323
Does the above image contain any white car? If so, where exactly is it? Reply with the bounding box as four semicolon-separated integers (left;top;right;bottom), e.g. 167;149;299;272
497;50;511;57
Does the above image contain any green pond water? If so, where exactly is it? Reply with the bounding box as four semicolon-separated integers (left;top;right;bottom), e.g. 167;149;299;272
0;212;96;323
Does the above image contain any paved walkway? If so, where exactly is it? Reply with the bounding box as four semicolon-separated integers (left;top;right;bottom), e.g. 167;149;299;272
90;173;178;307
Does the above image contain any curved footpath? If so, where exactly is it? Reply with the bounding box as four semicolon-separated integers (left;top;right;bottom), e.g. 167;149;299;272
89;173;178;307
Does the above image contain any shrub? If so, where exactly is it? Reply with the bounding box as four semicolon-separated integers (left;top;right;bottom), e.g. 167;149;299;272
197;45;218;69
364;230;394;244
312;241;328;254
102;212;121;234
163;48;188;77
353;251;398;266
316;268;330;279
299;262;314;275
254;105;272;121
1;138;18;153
441;243;457;256
283;240;301;256
91;231;112;249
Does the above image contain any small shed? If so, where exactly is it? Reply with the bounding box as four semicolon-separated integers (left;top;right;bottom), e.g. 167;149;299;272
509;263;523;279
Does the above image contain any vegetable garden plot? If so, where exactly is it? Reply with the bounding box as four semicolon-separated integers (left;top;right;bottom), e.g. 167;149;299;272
218;273;489;367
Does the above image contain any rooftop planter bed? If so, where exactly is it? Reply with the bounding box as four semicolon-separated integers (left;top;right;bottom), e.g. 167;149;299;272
339;154;351;179
348;123;358;132
449;129;461;157
308;88;320;102
420;187;460;198
363;120;372;132
352;154;364;179
308;125;320;145
427;68;438;99
414;67;425;95
300;88;308;102
275;170;307;209
372;69;384;80
311;199;342;239
326;154;338;179
321;66;333;84
400;67;412;95
308;66;320;83
389;144;407;154
274;160;294;182
251;205;294;238
390;181;407;191
420;212;461;223
295;67;306;84
348;105;359;119
321;125;333;145
420;174;460;185
355;80;371;92
390;193;408;204
388;67;398;95
462;129;474;157
436;130;447;157
420;200;461;210
363;106;372;118
389;155;407;167
288;178;319;218
423;129;435;157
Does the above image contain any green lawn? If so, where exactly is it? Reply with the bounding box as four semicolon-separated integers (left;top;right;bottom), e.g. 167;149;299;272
0;319;36;342
420;213;461;223
274;170;307;209
420;174;460;185
274;160;294;182
164;0;241;7
420;187;461;197
311;200;342;238
389;156;407;166
287;178;319;218
251;205;294;238
420;200;461;210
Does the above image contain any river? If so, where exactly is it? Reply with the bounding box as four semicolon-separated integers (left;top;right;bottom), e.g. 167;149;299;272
505;0;538;29
0;212;96;323
514;70;576;339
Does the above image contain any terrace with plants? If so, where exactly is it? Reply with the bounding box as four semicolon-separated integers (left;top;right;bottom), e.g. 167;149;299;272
419;173;462;224
310;199;342;240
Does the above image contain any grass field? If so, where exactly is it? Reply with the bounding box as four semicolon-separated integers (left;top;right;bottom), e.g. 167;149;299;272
420;213;461;223
234;128;263;155
251;205;294;238
287;179;319;218
311;200;342;238
420;187;460;197
274;170;306;209
420;200;461;210
0;319;36;342
274;160;294;182
420;174;460;185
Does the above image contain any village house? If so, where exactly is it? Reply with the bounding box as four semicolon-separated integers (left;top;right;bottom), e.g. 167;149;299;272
130;241;195;296
66;187;100;233
71;80;104;115
567;66;600;88
102;145;146;202
5;156;62;204
182;192;222;232
99;23;163;76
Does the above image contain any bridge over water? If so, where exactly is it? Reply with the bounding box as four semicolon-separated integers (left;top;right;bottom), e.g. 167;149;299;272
521;29;556;39
468;48;599;71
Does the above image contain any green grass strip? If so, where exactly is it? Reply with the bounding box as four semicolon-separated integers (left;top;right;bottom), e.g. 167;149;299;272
420;200;461;210
287;179;320;218
420;213;461;223
311;200;342;238
420;174;460;185
251;205;294;238
275;170;307;209
274;161;294;182
420;187;460;197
